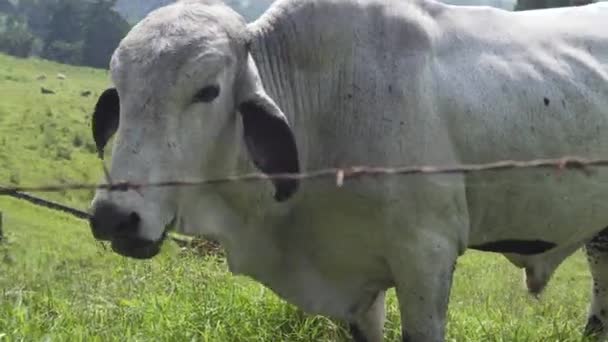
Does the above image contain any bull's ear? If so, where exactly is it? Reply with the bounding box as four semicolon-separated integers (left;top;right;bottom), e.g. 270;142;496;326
238;99;300;202
237;56;300;202
92;88;120;159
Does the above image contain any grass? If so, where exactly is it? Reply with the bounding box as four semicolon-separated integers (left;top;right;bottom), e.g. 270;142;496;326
0;53;108;209
0;53;599;341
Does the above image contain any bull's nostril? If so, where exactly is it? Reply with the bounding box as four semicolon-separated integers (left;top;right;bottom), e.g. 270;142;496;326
90;200;142;239
129;212;140;225
116;211;141;235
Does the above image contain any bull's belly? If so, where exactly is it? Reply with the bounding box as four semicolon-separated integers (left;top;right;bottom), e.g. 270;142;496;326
258;256;389;320
466;169;608;249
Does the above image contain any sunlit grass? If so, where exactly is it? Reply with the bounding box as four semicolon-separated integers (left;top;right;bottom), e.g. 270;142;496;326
0;196;596;341
0;53;108;209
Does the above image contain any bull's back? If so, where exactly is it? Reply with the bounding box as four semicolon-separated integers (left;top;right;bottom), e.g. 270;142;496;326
430;3;608;246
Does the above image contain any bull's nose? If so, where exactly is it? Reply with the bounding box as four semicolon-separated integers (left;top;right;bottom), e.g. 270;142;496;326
89;200;141;241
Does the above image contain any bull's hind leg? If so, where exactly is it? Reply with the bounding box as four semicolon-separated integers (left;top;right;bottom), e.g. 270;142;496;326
349;291;386;342
584;227;608;338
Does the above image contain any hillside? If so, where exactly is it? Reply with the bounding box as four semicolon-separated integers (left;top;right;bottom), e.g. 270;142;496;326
0;53;108;209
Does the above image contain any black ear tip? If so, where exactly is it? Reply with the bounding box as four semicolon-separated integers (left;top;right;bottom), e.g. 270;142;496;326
274;180;299;202
93;132;106;159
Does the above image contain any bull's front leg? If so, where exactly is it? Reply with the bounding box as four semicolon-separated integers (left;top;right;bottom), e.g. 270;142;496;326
348;290;386;342
389;230;460;342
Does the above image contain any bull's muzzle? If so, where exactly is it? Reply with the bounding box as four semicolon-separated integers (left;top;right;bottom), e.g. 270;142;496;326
89;200;162;259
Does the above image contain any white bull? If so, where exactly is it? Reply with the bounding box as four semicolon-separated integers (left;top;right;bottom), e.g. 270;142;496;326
88;0;608;340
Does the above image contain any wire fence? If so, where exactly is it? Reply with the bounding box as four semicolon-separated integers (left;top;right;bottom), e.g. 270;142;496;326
0;155;605;219
1;155;607;252
0;156;604;197
0;186;90;219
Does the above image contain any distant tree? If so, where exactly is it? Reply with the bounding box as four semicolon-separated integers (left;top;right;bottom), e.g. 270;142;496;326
81;0;130;68
515;0;595;10
0;20;36;57
41;0;87;64
569;0;596;5
0;16;35;57
44;0;85;44
0;0;15;14
43;40;83;64
16;0;55;38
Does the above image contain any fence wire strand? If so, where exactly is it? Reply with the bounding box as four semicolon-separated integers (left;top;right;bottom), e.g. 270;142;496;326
0;155;607;249
0;186;90;219
0;156;606;196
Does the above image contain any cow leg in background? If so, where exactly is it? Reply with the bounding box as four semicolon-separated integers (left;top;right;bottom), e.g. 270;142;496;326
348;291;386;342
584;226;608;339
390;232;459;342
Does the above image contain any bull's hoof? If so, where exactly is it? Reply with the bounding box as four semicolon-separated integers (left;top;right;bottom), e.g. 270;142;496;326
584;315;605;340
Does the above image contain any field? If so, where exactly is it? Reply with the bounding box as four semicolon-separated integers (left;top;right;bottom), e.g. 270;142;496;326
0;53;599;341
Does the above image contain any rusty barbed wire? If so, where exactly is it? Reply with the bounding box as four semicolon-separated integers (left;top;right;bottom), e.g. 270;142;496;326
0;155;606;253
0;185;203;251
0;186;90;219
0;156;606;196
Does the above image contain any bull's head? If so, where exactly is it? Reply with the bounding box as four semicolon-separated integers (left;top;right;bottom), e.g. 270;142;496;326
88;0;299;259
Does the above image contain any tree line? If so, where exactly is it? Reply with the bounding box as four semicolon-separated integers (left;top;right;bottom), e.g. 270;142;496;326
0;0;597;70
516;0;595;10
0;0;129;68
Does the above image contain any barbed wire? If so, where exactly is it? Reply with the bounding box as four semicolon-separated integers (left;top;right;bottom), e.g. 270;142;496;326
0;185;205;251
0;186;90;219
1;155;606;253
0;156;605;195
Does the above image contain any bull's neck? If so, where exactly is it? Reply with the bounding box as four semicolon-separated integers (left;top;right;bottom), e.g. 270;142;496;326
247;24;303;127
249;7;320;132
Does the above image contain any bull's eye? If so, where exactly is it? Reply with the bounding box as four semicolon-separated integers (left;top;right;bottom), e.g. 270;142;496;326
194;85;220;103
